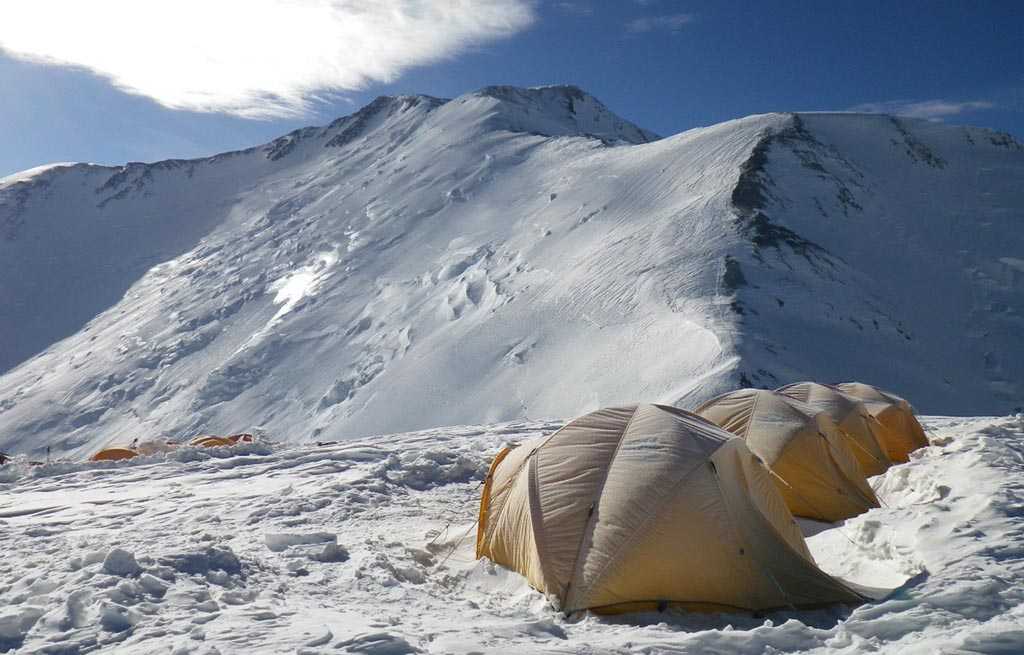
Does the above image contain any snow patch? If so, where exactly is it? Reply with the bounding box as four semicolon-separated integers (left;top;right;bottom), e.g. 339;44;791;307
268;249;340;324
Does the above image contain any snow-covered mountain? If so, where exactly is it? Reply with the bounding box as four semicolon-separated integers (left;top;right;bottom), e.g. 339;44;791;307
1;85;1021;456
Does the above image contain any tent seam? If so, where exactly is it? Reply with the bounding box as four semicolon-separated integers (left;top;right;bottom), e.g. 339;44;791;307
744;391;762;440
559;405;640;609
707;440;792;607
822;443;879;509
514;431;563;594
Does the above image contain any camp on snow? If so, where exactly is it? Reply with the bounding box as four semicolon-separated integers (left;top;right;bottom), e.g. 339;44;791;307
475;403;887;614
775;382;892;477
695;388;879;522
71;378;929;618
88;433;255;462
837;382;929;463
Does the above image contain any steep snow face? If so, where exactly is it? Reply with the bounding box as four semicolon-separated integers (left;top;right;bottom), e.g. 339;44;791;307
725;114;1024;413
0;87;1022;456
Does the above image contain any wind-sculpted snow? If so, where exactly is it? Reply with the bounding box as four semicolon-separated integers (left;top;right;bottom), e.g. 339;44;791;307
0;86;1022;457
1;416;1023;653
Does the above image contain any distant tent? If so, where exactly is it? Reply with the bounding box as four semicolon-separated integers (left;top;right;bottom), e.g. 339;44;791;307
695;389;879;522
836;382;929;463
189;435;234;448
226;433;255;445
776;383;892;477
476;404;879;613
89;447;140;462
88;432;253;463
135;440;178;456
188;433;254;448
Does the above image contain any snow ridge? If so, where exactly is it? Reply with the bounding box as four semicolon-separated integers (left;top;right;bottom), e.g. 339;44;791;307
723;113;1024;410
0;88;1022;457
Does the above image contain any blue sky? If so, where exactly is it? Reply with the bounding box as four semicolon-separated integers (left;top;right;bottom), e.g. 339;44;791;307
2;1;1021;177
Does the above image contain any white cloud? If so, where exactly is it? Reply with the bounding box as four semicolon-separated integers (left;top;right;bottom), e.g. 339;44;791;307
849;99;995;120
626;13;694;34
0;0;535;118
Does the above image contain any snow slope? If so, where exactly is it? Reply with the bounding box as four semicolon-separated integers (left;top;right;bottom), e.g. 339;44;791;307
725;114;1024;413
2;415;1023;653
1;86;1022;457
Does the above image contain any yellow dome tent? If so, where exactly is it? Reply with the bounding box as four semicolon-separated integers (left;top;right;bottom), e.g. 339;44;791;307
89;447;140;462
695;389;879;522
836;382;929;463
776;383;892;477
476;404;881;614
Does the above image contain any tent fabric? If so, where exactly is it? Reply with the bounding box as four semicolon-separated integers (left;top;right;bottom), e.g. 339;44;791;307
476;404;870;613
89;447;140;462
836;382;929;463
135;440;178;456
776;383;892;477
189;434;255;448
695;389;879;522
189;435;236;448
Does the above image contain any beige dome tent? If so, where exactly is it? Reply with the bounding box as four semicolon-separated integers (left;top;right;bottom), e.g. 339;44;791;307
695;389;879;522
776;383;891;477
476;404;880;614
836;382;929;463
189;433;256;448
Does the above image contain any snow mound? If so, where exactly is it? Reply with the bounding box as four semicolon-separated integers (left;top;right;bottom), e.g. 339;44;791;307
103;548;142;577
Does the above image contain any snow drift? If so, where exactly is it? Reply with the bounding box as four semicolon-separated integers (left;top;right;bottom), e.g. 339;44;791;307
1;85;1022;456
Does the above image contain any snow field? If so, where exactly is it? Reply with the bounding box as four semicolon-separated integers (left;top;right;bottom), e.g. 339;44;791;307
2;415;1023;653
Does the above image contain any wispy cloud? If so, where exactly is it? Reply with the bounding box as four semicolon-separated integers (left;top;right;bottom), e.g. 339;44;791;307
849;99;996;120
626;13;694;34
0;0;535;118
555;2;593;16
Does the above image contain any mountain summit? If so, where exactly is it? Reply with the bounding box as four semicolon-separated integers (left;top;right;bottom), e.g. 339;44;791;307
1;87;1021;455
